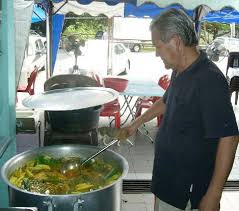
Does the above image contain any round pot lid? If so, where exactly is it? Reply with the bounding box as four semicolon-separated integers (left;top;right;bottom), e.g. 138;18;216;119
22;87;119;111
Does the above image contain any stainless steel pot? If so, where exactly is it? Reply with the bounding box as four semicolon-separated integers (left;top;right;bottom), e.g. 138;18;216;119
46;105;102;132
1;145;128;211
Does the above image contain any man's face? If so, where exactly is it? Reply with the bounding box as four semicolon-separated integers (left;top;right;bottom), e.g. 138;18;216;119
151;28;178;70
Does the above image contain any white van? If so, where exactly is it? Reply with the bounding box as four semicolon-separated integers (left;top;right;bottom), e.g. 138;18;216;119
18;35;46;87
78;40;131;76
209;37;239;53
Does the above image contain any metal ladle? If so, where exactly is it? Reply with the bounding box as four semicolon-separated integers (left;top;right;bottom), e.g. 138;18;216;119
61;139;119;174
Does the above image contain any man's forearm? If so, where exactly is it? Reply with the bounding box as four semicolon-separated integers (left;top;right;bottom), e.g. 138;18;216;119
206;136;238;199
132;98;166;128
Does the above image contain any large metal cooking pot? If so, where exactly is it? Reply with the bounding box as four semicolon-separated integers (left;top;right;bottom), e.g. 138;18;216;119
1;145;128;211
44;74;102;132
46;105;101;132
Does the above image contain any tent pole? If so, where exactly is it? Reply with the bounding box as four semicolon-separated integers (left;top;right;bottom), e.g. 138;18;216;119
107;18;111;75
107;17;113;75
193;5;211;38
46;0;53;79
230;23;236;37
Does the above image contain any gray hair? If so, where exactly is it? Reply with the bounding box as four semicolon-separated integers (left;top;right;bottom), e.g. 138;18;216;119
150;8;198;46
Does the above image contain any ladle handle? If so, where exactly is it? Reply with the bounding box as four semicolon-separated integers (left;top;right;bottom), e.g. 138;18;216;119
81;139;119;166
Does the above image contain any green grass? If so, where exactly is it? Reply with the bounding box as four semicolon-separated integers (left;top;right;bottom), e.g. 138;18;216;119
142;46;155;52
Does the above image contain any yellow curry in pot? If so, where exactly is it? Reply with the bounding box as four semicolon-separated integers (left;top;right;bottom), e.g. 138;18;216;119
9;155;122;195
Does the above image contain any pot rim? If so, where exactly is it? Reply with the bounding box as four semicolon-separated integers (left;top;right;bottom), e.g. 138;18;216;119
1;144;129;197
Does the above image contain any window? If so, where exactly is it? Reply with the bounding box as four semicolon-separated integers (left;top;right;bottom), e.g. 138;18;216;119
233;58;239;67
35;39;44;51
114;44;125;55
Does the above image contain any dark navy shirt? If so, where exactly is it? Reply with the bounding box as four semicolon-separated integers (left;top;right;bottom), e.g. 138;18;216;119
151;52;238;209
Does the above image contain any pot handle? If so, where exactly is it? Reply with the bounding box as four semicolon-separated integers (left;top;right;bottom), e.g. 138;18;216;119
43;198;55;211
73;198;85;211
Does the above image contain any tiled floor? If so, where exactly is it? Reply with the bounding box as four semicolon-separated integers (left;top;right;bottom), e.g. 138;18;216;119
122;192;239;211
122;194;154;211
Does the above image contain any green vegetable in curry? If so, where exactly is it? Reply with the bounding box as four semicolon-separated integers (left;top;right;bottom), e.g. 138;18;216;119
9;155;122;195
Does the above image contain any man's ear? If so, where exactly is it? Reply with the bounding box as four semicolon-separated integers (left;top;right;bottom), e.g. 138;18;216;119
169;35;182;53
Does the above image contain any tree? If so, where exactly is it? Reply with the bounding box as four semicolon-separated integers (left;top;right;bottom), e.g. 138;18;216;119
200;22;231;44
62;12;108;40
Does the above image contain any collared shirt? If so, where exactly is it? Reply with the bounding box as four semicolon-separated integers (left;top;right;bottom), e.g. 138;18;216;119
151;52;238;209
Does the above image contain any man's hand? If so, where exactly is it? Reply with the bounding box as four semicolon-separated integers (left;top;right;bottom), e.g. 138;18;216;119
119;124;138;139
98;125;137;141
199;136;238;211
199;193;220;211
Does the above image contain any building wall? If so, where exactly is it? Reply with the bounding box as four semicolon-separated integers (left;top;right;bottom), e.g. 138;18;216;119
0;0;17;207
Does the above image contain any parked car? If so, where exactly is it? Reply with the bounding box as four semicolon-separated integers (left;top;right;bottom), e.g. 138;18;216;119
24;35;46;68
96;30;144;52
30;30;47;47
78;39;131;76
123;41;143;52
18;35;46;87
206;37;239;60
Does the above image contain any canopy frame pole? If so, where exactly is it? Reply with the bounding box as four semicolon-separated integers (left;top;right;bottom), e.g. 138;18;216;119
46;0;53;79
193;5;211;37
53;0;68;15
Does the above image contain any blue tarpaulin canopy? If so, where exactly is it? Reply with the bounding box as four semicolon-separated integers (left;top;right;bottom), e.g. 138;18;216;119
32;5;45;23
36;0;239;11
202;9;239;24
124;3;239;24
33;2;239;24
124;3;193;18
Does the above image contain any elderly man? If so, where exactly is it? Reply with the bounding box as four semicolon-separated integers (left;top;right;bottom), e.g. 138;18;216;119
122;8;239;211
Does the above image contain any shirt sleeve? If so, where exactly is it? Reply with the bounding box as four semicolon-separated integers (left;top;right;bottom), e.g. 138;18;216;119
198;70;238;139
